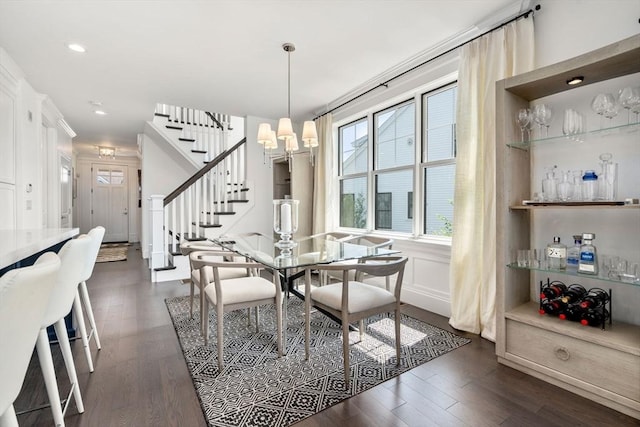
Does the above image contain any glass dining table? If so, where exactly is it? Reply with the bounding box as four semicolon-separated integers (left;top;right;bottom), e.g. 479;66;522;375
211;232;399;351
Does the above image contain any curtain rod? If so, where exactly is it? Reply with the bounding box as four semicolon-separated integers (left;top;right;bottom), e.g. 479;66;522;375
314;4;541;121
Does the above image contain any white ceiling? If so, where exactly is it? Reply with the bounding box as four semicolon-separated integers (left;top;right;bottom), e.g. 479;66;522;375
0;0;522;157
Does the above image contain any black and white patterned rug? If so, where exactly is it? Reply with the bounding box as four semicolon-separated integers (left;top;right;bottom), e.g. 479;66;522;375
166;295;470;427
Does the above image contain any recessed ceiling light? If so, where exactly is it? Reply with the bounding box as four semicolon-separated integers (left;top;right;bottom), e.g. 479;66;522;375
566;76;584;85
67;43;86;53
94;110;107;115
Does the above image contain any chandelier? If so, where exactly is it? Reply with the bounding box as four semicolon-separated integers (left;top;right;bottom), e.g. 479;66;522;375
98;146;116;159
257;43;318;167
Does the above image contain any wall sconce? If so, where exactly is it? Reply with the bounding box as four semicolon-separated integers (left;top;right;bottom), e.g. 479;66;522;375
98;146;116;159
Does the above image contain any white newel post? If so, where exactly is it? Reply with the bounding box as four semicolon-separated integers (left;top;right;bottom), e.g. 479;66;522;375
149;195;166;270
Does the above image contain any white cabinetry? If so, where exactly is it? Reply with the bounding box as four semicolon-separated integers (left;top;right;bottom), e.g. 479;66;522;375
496;35;640;419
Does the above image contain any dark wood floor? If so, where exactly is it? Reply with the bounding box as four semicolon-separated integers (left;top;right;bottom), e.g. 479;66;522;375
14;245;639;427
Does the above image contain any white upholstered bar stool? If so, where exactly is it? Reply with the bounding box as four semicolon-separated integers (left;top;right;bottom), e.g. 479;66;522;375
36;235;92;426
76;226;105;360
0;253;60;427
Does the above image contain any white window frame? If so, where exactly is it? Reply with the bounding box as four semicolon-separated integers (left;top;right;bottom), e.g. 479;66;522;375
334;74;458;245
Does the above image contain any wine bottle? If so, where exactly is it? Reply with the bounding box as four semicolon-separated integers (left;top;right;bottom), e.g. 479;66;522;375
579;288;610;309
539;298;564;315
560;284;587;304
559;302;584;321
540;281;567;300
580;308;610;327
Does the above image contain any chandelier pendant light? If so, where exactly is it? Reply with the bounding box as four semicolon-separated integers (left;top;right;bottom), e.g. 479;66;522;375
257;43;318;168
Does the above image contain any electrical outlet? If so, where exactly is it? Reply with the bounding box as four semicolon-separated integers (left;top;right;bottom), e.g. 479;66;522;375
26;200;32;210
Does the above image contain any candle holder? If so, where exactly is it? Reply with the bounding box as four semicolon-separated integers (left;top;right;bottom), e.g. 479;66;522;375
273;199;299;256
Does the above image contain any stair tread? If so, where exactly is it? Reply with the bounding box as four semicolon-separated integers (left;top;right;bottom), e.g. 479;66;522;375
166;125;183;130
197;223;223;228
179;137;196;142
182;234;208;242
191;149;207;154
154;265;177;271
154;113;170;118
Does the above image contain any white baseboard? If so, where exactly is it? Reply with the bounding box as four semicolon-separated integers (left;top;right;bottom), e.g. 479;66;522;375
401;285;451;318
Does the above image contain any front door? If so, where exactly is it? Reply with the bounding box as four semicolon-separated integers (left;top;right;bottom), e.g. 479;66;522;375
92;164;128;242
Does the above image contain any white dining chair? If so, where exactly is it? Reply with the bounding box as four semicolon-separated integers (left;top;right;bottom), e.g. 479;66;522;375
323;235;394;290
0;253;60;427
181;242;255;334
304;256;407;388
190;251;283;371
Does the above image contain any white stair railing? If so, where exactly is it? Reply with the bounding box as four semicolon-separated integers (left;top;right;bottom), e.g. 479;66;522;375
151;137;247;264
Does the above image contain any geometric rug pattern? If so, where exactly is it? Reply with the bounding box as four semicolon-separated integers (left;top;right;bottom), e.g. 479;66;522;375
166;295;470;427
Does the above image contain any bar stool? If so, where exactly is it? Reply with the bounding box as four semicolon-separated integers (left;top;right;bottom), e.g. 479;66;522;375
76;226;105;360
0;253;60;427
36;235;92;426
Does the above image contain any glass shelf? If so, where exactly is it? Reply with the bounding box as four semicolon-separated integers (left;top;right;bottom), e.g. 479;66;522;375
507;262;640;287
507;122;640;150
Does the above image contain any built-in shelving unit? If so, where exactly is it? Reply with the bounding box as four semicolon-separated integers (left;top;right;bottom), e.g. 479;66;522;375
496;34;640;419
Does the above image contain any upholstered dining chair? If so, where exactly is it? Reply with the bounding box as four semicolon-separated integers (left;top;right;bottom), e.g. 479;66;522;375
190;251;283;371
37;235;92;426
0;253;60;427
180;241;255;334
304;256;407;388
322;235;394;290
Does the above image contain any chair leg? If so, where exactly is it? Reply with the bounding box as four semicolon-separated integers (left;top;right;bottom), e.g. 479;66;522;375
54;319;84;414
189;280;195;319
255;306;260;333
79;281;101;349
35;329;65;427
72;290;94;372
200;285;206;335
0;404;19;427
276;301;283;357
395;308;401;365
247;308;251;327
342;317;350;389
203;298;210;346
216;305;224;371
359;319;364;342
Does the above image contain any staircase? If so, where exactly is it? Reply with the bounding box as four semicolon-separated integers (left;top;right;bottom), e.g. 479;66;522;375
147;104;251;282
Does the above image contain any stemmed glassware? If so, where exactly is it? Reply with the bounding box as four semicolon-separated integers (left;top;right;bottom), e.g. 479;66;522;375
533;104;552;137
618;86;640;124
591;93;615;129
516;108;532;142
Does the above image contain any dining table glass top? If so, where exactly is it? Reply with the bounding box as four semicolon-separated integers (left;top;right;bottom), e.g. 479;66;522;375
212;233;399;270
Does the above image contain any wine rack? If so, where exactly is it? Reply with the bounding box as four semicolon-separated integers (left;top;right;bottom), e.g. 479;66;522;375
538;279;612;329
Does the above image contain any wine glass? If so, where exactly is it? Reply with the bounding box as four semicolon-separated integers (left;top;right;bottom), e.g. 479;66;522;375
618;86;640;124
516;108;532;142
533;104;552;137
591;93;615;129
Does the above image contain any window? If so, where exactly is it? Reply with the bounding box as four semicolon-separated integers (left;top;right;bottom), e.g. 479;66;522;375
373;100;415;233
375;192;392;229
336;82;457;239
422;85;457;236
338;119;368;229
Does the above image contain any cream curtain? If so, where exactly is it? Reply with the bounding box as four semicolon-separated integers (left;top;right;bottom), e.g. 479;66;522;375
449;17;534;341
312;113;334;235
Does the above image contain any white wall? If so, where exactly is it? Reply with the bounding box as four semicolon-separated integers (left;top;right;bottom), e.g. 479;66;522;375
0;47;73;232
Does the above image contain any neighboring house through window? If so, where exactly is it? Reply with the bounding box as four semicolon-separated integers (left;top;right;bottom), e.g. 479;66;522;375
337;83;457;238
